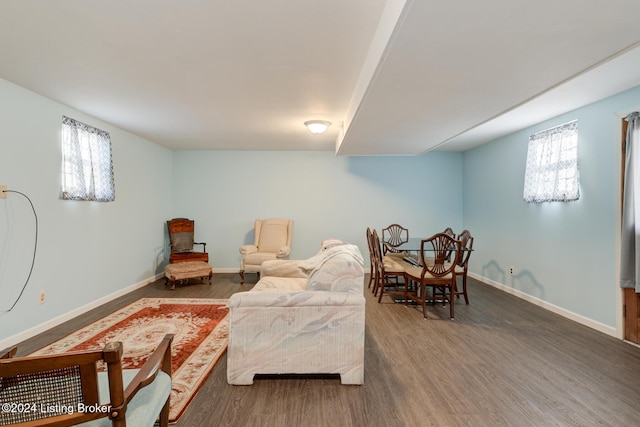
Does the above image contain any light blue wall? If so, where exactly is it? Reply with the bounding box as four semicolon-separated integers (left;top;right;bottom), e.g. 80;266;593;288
0;78;173;342
2;72;636;341
463;86;640;328
172;151;463;269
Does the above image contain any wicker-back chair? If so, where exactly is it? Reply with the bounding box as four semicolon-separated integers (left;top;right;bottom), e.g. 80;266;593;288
0;335;173;426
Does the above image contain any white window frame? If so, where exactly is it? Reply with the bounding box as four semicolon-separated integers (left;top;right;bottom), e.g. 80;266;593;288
61;116;115;202
523;120;579;203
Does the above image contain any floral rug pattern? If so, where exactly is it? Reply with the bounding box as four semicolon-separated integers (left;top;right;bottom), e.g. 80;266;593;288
30;298;229;423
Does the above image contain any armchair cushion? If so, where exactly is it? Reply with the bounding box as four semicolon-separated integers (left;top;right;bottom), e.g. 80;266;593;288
244;252;279;266
239;244;258;255
257;220;291;254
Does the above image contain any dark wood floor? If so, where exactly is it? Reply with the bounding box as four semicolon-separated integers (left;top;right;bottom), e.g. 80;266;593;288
12;273;640;426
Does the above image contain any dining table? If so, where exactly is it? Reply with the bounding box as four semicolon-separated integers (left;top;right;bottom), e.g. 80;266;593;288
386;237;473;266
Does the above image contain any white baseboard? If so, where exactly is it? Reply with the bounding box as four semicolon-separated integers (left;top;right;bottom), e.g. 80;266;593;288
469;272;617;337
0;273;164;350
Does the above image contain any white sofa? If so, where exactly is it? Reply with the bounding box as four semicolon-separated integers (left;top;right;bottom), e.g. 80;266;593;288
227;241;365;385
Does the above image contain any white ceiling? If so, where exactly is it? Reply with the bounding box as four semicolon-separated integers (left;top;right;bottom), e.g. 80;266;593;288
1;0;640;155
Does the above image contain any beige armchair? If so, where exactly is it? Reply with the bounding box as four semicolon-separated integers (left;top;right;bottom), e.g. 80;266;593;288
239;218;293;283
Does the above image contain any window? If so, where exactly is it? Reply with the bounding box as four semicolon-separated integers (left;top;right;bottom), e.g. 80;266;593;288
61;116;115;201
523;120;579;203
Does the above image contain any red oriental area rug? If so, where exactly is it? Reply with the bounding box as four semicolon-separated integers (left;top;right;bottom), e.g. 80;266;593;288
30;298;229;423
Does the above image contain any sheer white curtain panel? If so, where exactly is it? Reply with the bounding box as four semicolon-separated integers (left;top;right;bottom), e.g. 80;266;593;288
61;116;115;202
523;120;579;203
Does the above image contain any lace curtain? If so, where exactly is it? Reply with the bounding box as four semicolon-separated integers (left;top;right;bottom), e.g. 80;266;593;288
620;112;640;291
523;120;579;203
61;116;115;202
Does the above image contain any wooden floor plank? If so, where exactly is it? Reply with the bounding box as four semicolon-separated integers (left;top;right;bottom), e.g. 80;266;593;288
10;273;640;426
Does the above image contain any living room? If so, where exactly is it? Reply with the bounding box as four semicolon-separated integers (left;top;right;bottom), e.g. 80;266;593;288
2;76;638;346
2;1;640;425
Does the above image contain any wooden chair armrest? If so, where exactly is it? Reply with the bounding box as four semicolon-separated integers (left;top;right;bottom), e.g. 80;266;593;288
123;334;173;402
194;242;207;252
0;346;18;359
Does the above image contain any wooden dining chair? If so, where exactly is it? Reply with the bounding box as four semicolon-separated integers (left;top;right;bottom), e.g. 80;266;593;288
453;229;474;304
381;224;409;257
404;232;461;319
372;229;412;302
443;227;455;261
365;227;376;291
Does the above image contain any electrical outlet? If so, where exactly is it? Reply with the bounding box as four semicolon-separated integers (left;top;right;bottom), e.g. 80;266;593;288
0;185;6;199
509;266;514;276
39;290;45;304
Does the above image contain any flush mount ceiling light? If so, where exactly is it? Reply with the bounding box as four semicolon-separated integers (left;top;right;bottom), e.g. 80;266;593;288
304;120;332;134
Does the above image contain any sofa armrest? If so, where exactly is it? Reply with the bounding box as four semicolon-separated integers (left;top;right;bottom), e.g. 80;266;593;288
229;290;364;308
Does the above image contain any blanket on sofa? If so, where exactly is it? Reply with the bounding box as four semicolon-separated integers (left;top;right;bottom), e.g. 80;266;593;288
297;243;364;292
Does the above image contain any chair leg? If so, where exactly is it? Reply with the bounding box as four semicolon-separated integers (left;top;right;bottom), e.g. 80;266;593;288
372;271;380;296
239;270;245;284
159;396;170;427
377;276;385;302
378;274;402;303
462;275;469;304
420;282;428;319
404;276;410;307
449;285;455;319
453;276;470;305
